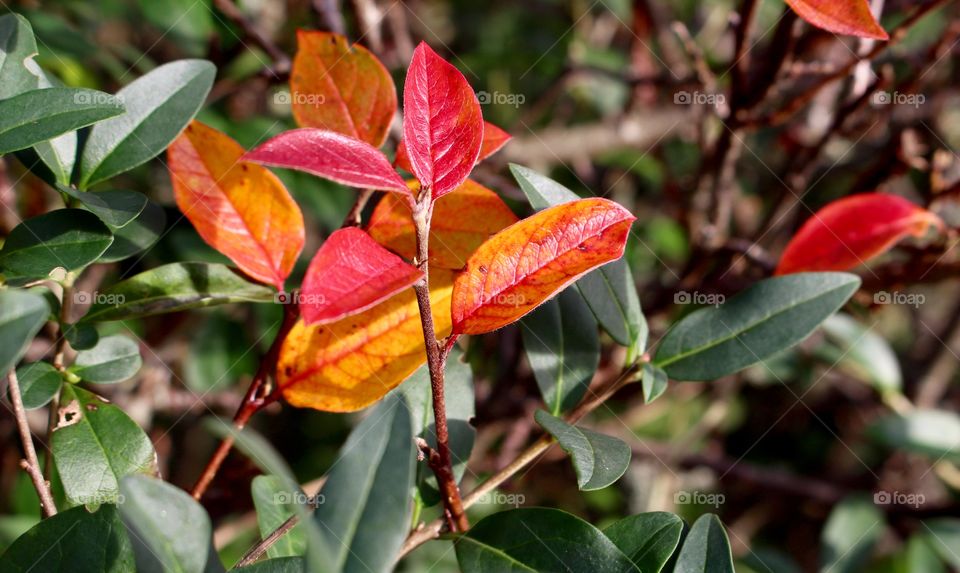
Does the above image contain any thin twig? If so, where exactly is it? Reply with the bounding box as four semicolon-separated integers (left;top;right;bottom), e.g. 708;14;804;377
8;371;57;517
341;189;375;228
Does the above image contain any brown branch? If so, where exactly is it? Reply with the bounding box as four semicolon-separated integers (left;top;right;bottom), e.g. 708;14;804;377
341;189;375;228
8;371;57;517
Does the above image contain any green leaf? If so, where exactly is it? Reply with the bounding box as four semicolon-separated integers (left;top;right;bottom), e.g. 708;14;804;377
674;514;734;573
0;289;49;374
14;361;61;409
313;392;416;573
68;334;141;383
63;188;149;228
77;59;215;187
0;88;125;155
820;496;883;573
898;535;945;573
870;409;960;463
654;272;861;381
118;475;220;573
535;409;631;491
236;557;305;573
400;347;475;505
184;313;256;392
98;198;166;263
821;313;902;394
0;505;135;572
82;262;275;322
603;512;684;573
521;289;599;414
0;209;113;279
456;507;638;572
251;475;306;559
0;13;42;100
64;321;99;350
20;71;78;185
642;362;668;403
52;384;158;507
923;519;960;569
510;163;647;356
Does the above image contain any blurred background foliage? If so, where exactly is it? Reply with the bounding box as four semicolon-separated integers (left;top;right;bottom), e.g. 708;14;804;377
2;0;960;571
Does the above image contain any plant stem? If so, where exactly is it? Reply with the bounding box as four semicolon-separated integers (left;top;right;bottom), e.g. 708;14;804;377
7;370;57;518
191;301;299;500
410;194;469;532
341;189;375;228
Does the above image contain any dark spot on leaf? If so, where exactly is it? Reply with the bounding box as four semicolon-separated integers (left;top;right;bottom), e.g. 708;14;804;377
479;265;487;273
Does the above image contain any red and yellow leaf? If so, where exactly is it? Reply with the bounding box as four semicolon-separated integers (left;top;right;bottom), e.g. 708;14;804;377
785;0;888;40
244;128;410;197
367;179;519;269
394;120;511;173
402;42;483;200
290;30;396;148
168;121;304;291
452;198;635;335
278;270;454;412
299;227;422;325
776;193;943;275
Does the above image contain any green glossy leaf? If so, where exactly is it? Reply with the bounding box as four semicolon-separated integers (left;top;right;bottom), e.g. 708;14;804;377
252;475;306;559
20;71;78;185
456;507;638;572
313;392;416;573
78;59;216;187
118;475;220;573
0;13;41;100
400;347;475;505
674;514;734;573
63;188;148;228
603;512;684;573
0;88;124;155
654;273;860;381
14;361;61;409
68;334;141;383
0;289;49;374
820;496;883;573
64;321;99;350
0;209;113;279
510;163;648;356
52;384;157;507
870;409;960;463
236;557;305;573
642;362;668;403
821;313;901;394
923;519;960;569
535;410;631;491
98;198;166;263
521;288;599;414
0;505;134;572
82;262;275;322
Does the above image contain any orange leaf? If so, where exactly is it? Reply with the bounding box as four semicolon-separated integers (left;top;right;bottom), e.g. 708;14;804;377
290;30;397;147
785;0;888;40
367;179;519;269
394;120;511;173
278;270;454;412
452;198;635;335
776;193;942;275
168;121;304;291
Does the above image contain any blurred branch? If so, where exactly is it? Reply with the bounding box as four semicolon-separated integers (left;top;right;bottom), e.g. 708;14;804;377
213;0;291;76
312;0;346;36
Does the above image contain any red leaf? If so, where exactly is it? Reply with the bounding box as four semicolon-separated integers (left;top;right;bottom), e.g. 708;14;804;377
395;120;510;173
299;227;423;325
452;198;635;335
244;128;411;197
785;0;888;40
290;30;396;147
168;121;304;291
402;42;484;199
776;193;942;275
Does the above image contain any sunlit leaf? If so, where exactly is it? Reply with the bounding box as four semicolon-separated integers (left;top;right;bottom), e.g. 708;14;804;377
394;120;511;173
674;514;735;573
870;409;960;463
0;88;124;155
820;496;883;573
251;475;305;559
0;13;42;99
784;0;888;40
278;270;454;412
290;30;396;147
535;410;630;491
68;334;142;384
169;121;304;290
299;227;422;325
452;198;635;335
